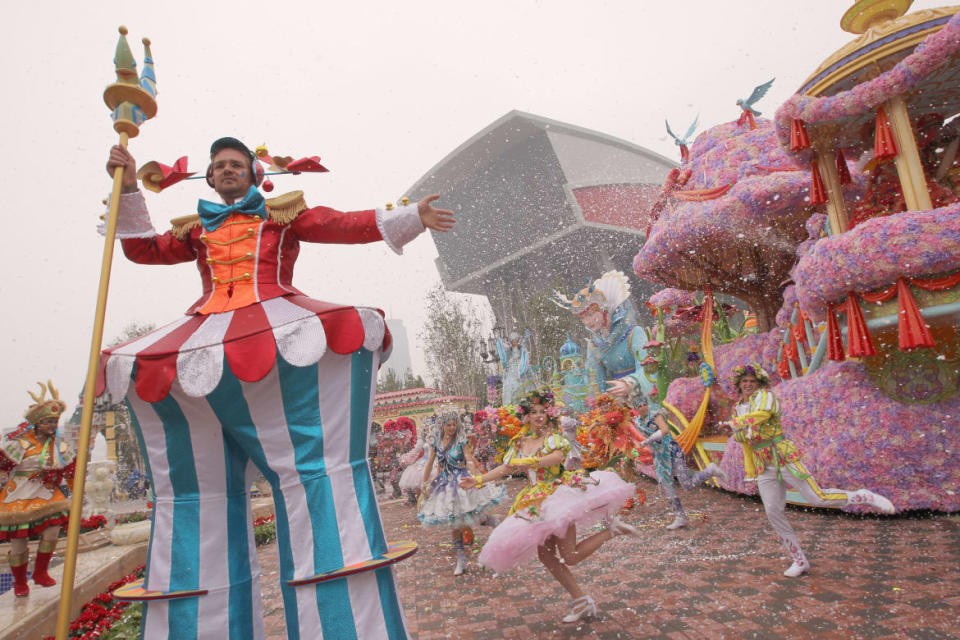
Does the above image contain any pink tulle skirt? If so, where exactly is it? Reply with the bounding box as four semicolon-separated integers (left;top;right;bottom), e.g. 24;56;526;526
478;470;633;574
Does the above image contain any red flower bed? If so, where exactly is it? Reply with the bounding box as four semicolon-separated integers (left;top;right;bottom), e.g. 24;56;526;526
42;564;145;640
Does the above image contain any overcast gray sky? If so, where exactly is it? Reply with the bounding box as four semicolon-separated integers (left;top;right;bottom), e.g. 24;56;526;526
1;0;944;421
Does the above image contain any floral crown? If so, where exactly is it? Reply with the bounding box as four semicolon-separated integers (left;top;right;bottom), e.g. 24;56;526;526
731;363;770;388
515;389;556;417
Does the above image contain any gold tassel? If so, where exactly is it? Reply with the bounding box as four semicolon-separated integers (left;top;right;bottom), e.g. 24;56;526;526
266;190;307;224
169;214;201;240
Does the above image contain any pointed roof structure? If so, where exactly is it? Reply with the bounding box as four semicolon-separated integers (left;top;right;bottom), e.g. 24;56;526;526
405;110;675;324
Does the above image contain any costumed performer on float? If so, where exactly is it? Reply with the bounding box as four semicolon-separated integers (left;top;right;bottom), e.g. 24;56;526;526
460;390;637;624
0;382;75;597
418;412;505;576
723;364;895;577
398;416;434;506
623;355;724;530
495;329;532;406
102;138;454;640
553;271;650;399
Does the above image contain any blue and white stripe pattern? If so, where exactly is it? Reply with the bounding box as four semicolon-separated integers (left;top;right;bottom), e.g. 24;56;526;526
125;347;408;639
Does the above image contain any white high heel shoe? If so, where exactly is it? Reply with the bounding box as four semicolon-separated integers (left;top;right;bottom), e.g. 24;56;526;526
605;515;640;538
705;462;727;483
848;489;896;514
561;595;598;624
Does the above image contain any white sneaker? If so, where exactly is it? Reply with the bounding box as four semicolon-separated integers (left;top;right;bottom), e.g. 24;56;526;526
850;489;896;514
783;561;808;578
561;595;597;624
665;515;689;530
453;557;465;576
605;516;640;538
705;462;727;483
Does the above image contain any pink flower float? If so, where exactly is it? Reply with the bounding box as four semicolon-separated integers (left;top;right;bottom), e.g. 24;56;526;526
775;11;960;158
634;119;825;332
793;203;960;321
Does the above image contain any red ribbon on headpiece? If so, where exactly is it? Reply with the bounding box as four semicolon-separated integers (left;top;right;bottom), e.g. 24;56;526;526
874;107;898;162
790;119;810;151
896;278;935;350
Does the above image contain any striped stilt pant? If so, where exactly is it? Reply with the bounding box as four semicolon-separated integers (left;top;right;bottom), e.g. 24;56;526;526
125;348;408;639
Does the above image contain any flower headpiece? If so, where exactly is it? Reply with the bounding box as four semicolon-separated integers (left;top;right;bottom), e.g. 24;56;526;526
24;381;66;425
730;363;770;388
516;389;555;416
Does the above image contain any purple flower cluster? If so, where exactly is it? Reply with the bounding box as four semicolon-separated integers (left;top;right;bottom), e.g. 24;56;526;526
648;287;696;311
773;360;960;512
634;120;812;293
774;11;960;157
793;203;960;320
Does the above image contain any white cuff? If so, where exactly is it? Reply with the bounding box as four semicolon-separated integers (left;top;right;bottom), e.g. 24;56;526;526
98;190;157;239
376;203;424;255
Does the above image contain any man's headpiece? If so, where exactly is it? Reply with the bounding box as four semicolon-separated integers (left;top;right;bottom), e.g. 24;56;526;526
206;136;264;187
24;381;67;425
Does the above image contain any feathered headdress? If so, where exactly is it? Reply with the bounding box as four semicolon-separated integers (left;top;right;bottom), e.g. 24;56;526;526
551;271;631;315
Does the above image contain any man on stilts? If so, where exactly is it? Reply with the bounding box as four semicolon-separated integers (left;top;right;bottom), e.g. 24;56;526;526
100;136;454;639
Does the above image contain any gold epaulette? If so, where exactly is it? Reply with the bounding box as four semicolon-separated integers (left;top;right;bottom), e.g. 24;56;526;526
266;190;307;224
170;214;201;240
167;191;308;239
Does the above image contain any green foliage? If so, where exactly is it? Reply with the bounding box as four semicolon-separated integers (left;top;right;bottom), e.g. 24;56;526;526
254;519;277;547
101;602;143;640
420;285;486;400
517;283;584;366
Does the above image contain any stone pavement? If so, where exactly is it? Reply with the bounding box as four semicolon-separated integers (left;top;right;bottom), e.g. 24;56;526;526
259;476;960;639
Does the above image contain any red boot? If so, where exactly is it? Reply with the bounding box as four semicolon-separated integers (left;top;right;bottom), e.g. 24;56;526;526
9;556;29;597
32;551;57;587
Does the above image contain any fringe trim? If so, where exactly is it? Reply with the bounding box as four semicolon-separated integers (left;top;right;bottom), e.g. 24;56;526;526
167;190;307;238
0;499;70;526
266;190;307;224
169;215;201;240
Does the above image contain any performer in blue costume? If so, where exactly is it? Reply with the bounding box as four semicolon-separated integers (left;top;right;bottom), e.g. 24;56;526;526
553;271;649;399
102;139;455;640
417;412;505;575
495;330;531;406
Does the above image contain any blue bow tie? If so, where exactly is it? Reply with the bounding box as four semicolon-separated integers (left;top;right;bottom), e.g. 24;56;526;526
197;186;267;231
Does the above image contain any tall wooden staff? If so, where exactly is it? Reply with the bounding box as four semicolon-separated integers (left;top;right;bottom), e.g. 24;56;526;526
55;26;157;640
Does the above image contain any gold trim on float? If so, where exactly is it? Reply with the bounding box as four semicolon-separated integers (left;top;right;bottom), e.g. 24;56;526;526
800;6;959;97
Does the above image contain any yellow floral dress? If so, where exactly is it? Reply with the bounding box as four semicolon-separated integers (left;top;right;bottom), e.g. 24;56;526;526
731;389;803;481
478;432;634;573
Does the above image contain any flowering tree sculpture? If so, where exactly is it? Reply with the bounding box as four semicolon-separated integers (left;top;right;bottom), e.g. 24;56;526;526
634;118;833;332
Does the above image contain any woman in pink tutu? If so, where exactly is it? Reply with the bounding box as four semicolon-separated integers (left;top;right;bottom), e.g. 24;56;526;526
460;390;638;624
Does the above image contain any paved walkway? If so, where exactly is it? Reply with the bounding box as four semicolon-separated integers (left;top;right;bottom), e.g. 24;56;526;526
260;476;960;639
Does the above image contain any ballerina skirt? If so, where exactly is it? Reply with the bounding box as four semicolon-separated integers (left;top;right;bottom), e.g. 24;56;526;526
417;467;506;528
478;469;633;574
399;457;429;491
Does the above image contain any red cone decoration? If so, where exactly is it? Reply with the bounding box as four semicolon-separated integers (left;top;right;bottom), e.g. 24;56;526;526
896;278;935;350
874;107;898;162
777;352;792;379
826;304;845;361
835;148;851;185
810;158;828;205
845;293;877;357
790;118;811;151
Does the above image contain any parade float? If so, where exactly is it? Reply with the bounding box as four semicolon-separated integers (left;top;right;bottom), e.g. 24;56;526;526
635;0;960;512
